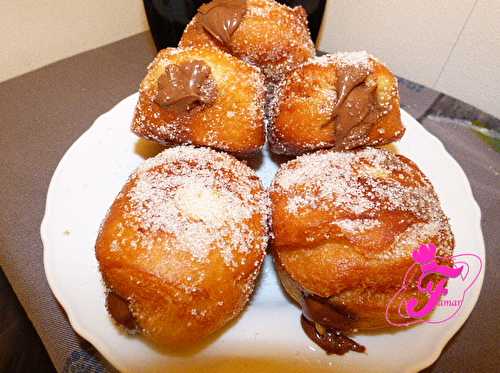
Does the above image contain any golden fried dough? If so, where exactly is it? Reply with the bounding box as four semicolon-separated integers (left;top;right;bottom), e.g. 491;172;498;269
270;148;454;353
269;52;405;155
96;146;270;346
179;0;315;82
132;46;266;156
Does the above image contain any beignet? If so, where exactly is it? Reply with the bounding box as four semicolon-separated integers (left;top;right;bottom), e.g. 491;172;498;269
96;146;270;346
179;0;315;83
269;148;454;353
269;52;405;155
132;46;266;156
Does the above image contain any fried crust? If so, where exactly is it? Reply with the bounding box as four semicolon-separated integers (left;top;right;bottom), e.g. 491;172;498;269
132;47;266;156
96;146;270;346
268;55;405;155
270;148;454;329
179;0;315;82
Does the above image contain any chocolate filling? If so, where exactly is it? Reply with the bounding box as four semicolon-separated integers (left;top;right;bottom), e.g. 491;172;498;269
154;60;217;112
301;293;365;355
301;316;365;355
330;64;382;150
198;0;247;46
106;291;137;330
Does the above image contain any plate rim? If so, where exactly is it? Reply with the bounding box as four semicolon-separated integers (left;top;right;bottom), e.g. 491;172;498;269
41;93;486;372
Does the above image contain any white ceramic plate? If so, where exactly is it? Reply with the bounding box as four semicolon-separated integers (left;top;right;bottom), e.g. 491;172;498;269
42;93;485;373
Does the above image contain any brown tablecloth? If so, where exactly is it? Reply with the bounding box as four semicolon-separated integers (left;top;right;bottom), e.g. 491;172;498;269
0;32;498;372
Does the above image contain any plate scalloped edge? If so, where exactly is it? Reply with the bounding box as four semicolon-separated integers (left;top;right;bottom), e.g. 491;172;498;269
41;98;137;372
397;110;485;371
41;93;485;373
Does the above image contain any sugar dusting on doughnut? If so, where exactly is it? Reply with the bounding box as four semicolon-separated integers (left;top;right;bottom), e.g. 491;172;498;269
238;0;315;80
311;51;398;115
271;147;453;259
311;51;372;69
96;146;271;345
268;51;403;155
270;51;394;121
110;146;270;267
132;47;266;155
270;147;455;348
180;0;315;82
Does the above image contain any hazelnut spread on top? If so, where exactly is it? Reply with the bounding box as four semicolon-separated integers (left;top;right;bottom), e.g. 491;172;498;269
198;0;247;46
331;63;382;150
106;292;137;331
301;293;365;355
154;60;217;112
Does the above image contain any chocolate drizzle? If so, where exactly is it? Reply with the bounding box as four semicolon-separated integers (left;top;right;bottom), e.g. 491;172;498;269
106;291;137;330
154;60;217;112
301;293;365;355
198;0;247;46
331;64;381;150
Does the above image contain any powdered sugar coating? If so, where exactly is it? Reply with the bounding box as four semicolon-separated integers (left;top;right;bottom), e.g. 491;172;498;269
269;51;379;122
112;146;270;267
132;47;266;155
270;147;454;259
96;146;272;344
310;51;373;70
333;218;381;233
180;0;315;83
268;51;403;155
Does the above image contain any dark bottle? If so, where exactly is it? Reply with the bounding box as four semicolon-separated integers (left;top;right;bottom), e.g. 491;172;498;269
143;0;326;50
